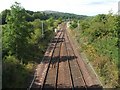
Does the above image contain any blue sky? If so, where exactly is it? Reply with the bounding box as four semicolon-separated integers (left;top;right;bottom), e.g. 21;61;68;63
0;0;119;16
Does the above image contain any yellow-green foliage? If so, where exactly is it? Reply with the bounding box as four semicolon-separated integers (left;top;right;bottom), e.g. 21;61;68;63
84;45;118;87
25;62;36;73
69;13;119;88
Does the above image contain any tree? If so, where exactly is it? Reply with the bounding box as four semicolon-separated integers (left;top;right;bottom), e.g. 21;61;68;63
3;2;33;61
70;20;78;29
1;9;10;24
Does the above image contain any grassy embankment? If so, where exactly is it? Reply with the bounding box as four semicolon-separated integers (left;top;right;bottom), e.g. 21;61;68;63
68;14;119;88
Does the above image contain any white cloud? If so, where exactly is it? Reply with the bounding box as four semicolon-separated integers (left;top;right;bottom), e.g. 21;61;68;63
0;0;119;15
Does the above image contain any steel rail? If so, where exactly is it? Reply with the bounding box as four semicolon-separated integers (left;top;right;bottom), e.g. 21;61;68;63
65;31;88;90
28;30;61;90
41;30;63;90
55;30;65;90
64;30;75;90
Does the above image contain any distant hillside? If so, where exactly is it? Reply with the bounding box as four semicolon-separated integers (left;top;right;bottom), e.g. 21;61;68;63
42;10;59;13
1;9;88;24
42;10;88;19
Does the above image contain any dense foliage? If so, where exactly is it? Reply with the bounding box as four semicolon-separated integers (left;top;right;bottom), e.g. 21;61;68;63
3;3;33;62
69;13;119;88
2;2;62;88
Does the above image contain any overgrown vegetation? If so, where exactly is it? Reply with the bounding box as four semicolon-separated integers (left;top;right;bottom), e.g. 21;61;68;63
2;2;62;88
69;13;119;88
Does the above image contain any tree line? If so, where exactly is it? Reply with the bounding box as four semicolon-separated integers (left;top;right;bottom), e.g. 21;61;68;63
1;9;87;25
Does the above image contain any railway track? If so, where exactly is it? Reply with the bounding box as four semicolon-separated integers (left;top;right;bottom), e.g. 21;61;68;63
43;28;65;89
64;31;87;89
28;23;103;90
28;27;63;89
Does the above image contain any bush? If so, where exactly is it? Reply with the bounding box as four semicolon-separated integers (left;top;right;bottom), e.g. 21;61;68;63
3;55;30;88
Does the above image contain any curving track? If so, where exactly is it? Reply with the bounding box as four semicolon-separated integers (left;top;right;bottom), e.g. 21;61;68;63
28;23;103;90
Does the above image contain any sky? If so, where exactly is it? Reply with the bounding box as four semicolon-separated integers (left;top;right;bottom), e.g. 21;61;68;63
0;0;119;16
